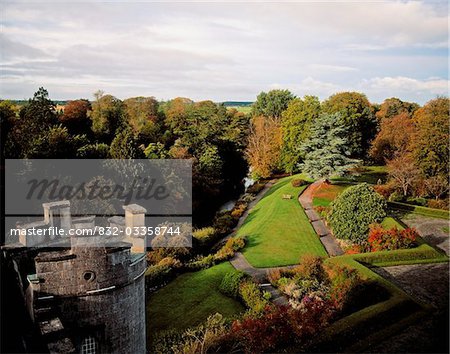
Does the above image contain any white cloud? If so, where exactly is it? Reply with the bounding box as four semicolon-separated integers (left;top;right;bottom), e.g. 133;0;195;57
0;1;448;104
362;76;449;96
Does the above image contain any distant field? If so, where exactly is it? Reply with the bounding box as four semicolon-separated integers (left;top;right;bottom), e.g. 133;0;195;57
226;105;252;114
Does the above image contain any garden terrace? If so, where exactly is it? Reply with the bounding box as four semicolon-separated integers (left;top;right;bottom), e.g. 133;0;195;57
146;262;244;347
235;175;327;268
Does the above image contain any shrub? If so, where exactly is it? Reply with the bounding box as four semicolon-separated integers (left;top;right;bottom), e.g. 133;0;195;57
149;330;183;354
325;263;363;312
328;183;387;244
172;313;228;354
157;256;181;268
368;225;418;252
241;193;256;203
267;269;282;286
293;254;327;282
214;236;246;261
388;191;404;202
213;211;237;236
427;199;448;210
406;197;427;207
246;183;265;195
239;280;270;315
219;271;248;298
291;178;308;187
185;254;216;270
314;205;330;218
193;227;217;246
231;202;247;218
231;306;292;353
373;184;395;199
263;291;272;301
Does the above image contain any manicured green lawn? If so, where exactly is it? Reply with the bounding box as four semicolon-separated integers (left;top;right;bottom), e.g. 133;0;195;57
381;216;404;229
146;262;244;337
236;175;327;267
332;165;388;185
312;183;349;207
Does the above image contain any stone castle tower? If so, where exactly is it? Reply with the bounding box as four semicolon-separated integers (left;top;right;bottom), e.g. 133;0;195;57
16;201;147;353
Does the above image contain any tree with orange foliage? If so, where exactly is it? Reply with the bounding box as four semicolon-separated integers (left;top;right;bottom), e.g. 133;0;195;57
412;97;449;178
246;116;282;179
369;112;417;163
375;97;419;121
59;99;91;134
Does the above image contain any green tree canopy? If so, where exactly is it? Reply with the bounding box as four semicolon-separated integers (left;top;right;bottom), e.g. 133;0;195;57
14;87;59;157
109;129;144;159
89;91;125;139
251;89;295;119
322;92;377;159
299;113;356;179
329;183;387;244
281;96;321;173
0;100;18;159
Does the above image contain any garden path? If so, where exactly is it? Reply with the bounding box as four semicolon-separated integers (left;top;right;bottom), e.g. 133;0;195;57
298;181;344;256
400;214;449;255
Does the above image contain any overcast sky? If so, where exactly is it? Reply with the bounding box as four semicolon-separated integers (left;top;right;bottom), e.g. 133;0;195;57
0;0;448;104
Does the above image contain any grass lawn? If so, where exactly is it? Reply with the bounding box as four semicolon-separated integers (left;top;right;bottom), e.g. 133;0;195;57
381;216;404;229
146;262;244;338
332;165;388;185
312;182;349;207
443;226;449;234
236;175;327;268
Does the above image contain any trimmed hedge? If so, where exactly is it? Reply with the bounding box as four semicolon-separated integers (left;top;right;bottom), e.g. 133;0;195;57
353;245;448;267
388;201;449;219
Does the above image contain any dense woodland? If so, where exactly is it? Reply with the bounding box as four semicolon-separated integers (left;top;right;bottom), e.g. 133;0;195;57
1;88;449;227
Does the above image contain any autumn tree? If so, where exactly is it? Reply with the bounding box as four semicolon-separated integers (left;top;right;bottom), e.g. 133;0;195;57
280;96;321;173
376;97;419;120
60;99;91;134
252;89;295;119
369;112;417;163
322;92;377;159
412;97;449;178
246;116;282;179
163;97;194;133
424;175;449;200
386;154;422;197
123;96;161;142
89;91;125;139
299;113;356;180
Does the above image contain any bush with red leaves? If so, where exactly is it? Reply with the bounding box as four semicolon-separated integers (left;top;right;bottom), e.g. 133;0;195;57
368;225;418;252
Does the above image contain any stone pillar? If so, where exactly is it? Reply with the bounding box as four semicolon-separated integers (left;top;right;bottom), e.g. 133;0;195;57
43;201;72;237
122;204;147;253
